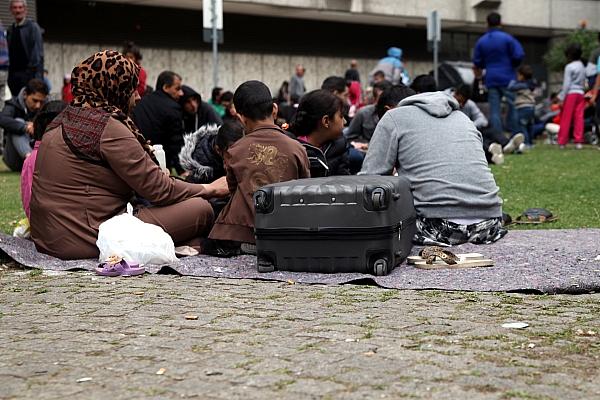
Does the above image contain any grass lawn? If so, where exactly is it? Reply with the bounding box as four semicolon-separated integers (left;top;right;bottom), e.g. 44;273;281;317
0;143;599;235
491;143;600;229
0;161;23;234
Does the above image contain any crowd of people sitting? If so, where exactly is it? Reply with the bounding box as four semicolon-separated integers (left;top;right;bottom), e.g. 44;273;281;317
3;12;599;261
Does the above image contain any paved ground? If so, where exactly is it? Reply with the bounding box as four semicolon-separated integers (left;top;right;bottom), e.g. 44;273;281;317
1;263;599;400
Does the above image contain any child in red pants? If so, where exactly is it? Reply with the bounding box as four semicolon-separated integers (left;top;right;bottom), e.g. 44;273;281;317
558;43;586;149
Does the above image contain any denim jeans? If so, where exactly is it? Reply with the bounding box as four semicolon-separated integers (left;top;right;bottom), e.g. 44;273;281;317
347;147;365;174
517;106;535;145
487;86;519;135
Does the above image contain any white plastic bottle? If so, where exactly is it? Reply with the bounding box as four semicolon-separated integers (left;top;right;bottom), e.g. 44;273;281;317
152;144;167;172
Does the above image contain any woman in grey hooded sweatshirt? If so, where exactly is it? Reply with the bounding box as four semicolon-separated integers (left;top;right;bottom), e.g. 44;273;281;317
359;91;506;246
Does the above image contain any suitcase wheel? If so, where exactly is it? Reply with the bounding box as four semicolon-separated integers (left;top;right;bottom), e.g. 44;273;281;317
257;259;275;273
373;258;388;276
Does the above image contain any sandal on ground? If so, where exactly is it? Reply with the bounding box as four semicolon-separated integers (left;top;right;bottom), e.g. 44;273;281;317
95;256;145;277
514;208;558;224
410;246;494;270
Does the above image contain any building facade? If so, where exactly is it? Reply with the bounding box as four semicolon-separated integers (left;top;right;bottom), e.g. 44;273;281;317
30;0;600;97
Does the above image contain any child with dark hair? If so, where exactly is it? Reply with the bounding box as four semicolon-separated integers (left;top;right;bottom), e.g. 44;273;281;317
179;119;244;184
508;64;537;148
410;74;437;93
376;85;416;119
205;80;310;256
558;43;586;149
288;89;350;177
21;100;67;219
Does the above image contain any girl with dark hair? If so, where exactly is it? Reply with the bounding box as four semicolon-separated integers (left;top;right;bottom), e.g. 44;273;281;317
288;89;350;177
21;100;67;220
557;43;586;149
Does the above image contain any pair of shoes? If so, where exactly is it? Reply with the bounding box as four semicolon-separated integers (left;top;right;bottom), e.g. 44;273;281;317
488;142;504;165
502;133;525;153
575;143;583;150
203;239;241;258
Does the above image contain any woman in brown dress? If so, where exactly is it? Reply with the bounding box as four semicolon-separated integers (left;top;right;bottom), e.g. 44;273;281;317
30;51;226;259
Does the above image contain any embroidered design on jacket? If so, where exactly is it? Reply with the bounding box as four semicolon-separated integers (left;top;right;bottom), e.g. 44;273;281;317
246;143;289;191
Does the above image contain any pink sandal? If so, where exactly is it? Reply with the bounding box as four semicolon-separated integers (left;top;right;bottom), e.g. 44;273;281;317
95;256;145;277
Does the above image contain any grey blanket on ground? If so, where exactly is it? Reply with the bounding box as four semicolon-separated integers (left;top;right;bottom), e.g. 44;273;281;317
1;229;599;294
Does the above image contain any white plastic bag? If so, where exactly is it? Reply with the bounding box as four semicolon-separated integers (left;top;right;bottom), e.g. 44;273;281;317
96;206;178;265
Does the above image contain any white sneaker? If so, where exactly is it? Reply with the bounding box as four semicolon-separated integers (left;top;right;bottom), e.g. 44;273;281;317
503;133;525;153
575;143;583;150
491;152;504;165
488;142;504;165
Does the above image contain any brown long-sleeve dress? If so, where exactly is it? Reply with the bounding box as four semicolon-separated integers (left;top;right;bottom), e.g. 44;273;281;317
30;116;214;260
208;124;310;244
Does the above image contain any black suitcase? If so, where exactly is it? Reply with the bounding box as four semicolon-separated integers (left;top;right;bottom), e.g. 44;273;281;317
253;176;416;276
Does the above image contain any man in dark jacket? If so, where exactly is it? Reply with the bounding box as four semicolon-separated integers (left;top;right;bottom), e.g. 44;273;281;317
7;0;44;96
180;85;222;133
0;78;47;171
133;70;185;173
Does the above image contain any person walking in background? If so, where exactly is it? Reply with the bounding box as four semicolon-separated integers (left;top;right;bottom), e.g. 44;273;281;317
473;12;524;135
289;64;306;105
123;41;147;97
7;0;44;96
557;43;586;149
369;47;408;85
0;19;9;155
344;59;360;83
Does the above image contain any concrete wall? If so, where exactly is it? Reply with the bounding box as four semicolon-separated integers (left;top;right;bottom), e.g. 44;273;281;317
226;0;600;31
45;41;431;98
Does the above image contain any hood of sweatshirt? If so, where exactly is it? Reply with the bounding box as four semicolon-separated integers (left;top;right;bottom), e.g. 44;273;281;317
398;91;459;118
180;85;202;105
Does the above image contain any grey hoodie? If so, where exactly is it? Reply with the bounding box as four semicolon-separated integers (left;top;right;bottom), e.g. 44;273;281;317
359;91;502;219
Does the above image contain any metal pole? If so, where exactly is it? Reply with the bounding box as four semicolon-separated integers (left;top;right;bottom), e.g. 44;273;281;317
211;0;218;88
433;37;438;87
433;11;439;87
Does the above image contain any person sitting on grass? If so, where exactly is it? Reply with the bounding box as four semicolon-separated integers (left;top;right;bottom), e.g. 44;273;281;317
0;78;48;172
21;100;67;220
204;80;311;257
287;89;350;177
359;90;507;246
452;84;524;166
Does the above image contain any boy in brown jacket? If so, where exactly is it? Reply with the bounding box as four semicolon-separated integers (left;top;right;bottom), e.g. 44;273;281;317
206;80;310;256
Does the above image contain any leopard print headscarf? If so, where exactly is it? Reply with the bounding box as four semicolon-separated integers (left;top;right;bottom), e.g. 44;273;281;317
70;50;154;155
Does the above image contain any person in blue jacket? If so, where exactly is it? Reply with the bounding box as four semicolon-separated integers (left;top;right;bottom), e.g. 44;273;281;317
369;47;410;86
473;12;524;135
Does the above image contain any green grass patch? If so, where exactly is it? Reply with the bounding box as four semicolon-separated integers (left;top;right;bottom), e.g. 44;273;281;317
0;163;23;234
491;144;600;229
1;144;599;235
